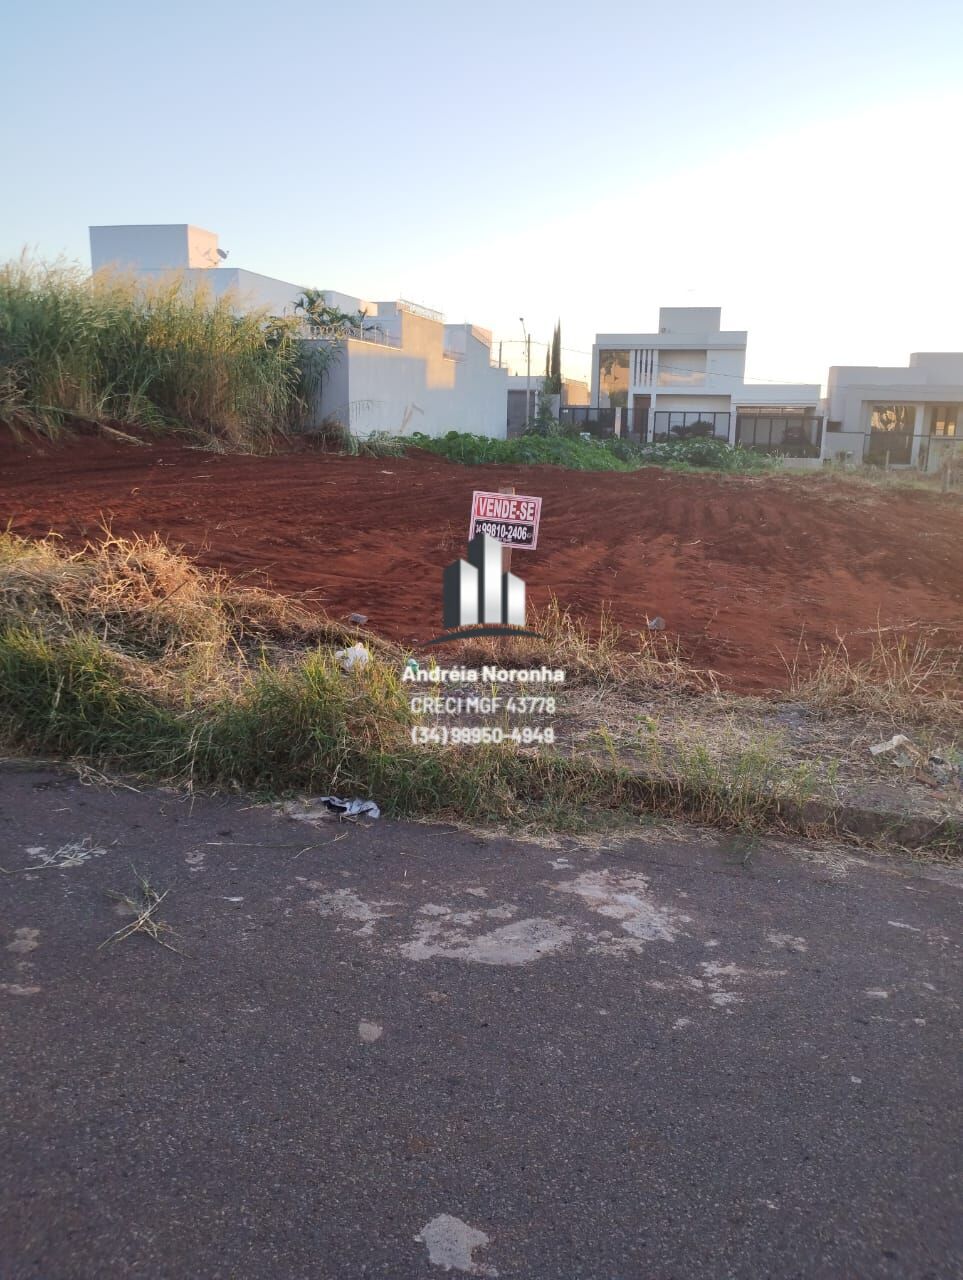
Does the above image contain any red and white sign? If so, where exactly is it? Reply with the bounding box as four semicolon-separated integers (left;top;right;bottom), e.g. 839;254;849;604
469;491;542;550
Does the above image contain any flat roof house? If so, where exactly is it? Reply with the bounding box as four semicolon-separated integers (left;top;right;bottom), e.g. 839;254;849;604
89;223;324;316
825;353;963;473
88;224;507;440
587;307;822;458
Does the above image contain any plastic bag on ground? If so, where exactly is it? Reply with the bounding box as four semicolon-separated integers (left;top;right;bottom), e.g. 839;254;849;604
335;643;370;672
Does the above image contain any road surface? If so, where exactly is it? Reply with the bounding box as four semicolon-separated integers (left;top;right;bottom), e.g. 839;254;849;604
1;764;960;1278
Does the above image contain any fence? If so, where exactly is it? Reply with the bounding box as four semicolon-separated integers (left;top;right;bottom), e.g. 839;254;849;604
555;406;961;471
735;413;823;458
652;410;731;443
823;430;961;474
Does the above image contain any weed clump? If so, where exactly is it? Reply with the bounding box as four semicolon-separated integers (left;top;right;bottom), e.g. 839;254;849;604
789;628;962;731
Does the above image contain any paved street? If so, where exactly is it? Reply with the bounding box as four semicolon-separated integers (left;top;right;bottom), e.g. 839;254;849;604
1;763;960;1279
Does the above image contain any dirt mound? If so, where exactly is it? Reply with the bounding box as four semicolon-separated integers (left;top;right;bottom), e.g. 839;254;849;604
2;431;961;692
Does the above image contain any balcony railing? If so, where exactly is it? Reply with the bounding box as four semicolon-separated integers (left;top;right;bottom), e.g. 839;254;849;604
299;323;400;348
397;298;444;323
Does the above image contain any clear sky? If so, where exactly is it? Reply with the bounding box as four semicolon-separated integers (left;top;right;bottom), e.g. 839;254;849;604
4;0;961;388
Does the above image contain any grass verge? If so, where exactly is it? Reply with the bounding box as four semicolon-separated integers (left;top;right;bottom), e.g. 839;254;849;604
0;532;955;843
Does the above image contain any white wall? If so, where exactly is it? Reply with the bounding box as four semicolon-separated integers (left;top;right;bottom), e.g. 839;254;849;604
90;223;224;272
213;268;307;315
91;224;196;272
118;266;308;316
658;306;722;334
313;310;507;439
706;346;747;385
321;290;375;317
652;394;730;413
735;383;822;407
826;365;926;421
909;352;963;380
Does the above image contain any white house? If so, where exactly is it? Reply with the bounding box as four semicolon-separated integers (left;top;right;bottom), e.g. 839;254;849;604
588;307;822;457
88;223;328;316
824;354;962;472
89;223;508;439
311;301;507;439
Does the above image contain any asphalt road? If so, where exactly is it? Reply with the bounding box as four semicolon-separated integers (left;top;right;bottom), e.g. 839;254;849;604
1;764;960;1279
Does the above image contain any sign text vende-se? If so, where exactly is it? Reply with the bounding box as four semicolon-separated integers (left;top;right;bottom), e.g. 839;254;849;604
469;491;542;550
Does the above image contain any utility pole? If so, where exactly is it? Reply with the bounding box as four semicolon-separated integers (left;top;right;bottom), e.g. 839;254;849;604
519;317;531;423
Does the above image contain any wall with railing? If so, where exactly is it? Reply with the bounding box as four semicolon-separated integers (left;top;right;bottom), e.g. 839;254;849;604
824;429;960;473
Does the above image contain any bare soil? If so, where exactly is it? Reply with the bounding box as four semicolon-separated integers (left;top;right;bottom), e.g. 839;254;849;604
2;430;961;693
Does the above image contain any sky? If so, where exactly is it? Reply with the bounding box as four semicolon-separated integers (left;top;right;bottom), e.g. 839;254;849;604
3;0;962;389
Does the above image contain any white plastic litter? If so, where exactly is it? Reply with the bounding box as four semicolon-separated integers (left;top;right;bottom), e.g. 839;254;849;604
283;797;381;822
869;734;913;757
335;642;370;672
317;796;381;819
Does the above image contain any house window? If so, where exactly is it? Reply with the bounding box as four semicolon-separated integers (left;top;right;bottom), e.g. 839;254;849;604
931;405;959;437
598;349;630;408
869;404;916;433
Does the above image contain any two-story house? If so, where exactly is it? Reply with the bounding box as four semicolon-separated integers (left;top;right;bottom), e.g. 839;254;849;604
588;307;822;456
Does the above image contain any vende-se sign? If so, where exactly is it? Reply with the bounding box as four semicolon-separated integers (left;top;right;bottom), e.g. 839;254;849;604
469;490;542;549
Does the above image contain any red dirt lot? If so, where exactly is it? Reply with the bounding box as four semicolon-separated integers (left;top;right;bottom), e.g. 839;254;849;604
2;431;961;693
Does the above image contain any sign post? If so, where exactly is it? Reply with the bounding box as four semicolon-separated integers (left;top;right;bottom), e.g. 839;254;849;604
499;485;514;574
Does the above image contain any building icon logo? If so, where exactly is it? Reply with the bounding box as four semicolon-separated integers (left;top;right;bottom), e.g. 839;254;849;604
430;533;539;643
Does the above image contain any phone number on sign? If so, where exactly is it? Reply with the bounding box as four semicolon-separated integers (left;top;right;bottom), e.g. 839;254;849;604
470;520;535;544
411;725;555;745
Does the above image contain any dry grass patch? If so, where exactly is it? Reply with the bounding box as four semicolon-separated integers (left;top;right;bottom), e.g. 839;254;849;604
449;596;715;694
789;627;962;733
0;529;398;691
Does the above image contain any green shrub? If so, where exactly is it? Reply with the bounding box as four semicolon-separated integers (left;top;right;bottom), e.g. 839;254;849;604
0;627;187;768
200;649;416;793
409;431;775;474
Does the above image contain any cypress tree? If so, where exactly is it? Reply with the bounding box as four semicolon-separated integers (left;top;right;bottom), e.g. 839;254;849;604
549;321;562;394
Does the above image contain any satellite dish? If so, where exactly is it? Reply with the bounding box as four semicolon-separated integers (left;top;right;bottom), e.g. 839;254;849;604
217;248;229;260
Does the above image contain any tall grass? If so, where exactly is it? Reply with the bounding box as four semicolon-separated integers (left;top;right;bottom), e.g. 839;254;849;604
0;257;318;449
